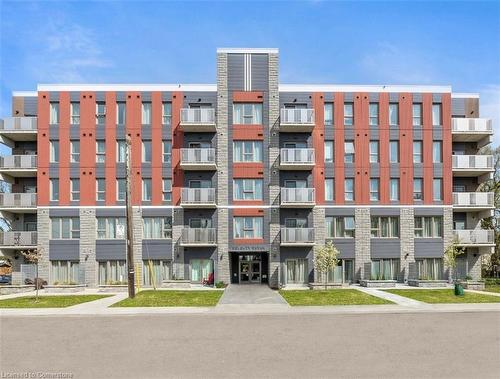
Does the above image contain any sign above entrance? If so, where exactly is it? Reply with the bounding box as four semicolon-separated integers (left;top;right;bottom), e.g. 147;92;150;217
229;245;269;252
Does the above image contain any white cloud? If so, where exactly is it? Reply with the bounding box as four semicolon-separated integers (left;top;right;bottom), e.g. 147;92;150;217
478;85;500;148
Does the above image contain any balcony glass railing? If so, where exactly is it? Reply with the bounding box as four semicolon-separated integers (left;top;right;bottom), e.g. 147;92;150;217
0;231;37;246
181;228;217;245
280;148;315;165
180;108;215;124
452;118;492;133
281;188;315;204
180;149;216;164
452;192;494;208
0;193;37;208
280;109;315;124
0;117;37;131
0;155;37;169
181;188;216;205
452;155;493;170
453;230;494;245
281;228;315;244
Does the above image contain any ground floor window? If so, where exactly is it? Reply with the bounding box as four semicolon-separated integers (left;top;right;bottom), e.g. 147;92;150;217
417;258;443;280
51;261;79;284
190;259;214;283
371;259;400;280
325;259;355;283
99;260;127;285
285;259;308;284
143;260;171;286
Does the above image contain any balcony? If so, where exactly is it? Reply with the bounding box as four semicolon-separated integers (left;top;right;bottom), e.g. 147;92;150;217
180;148;216;170
281;228;315;246
0;155;37;177
452;155;494;176
280;109;315;132
280;148;315;170
0;117;37;142
180;228;217;246
180;108;216;132
180;188;216;208
452;118;493;142
453;230;495;247
0;231;37;248
280;188;315;208
0;193;37;213
452;192;494;211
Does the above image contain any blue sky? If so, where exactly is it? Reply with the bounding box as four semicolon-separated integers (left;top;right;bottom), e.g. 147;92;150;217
1;0;499;146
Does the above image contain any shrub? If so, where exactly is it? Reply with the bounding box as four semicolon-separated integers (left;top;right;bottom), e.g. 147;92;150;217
215;281;226;288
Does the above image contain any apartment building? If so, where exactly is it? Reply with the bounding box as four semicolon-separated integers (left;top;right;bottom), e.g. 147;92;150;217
0;48;495;288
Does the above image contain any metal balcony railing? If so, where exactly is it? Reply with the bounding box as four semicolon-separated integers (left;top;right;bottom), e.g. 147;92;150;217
281;188;315;204
180;108;216;124
280;109;315;124
0;231;37;246
452;155;494;170
452;118;493;133
0;117;37;131
0;193;37;208
453;230;494;245
280;148;315;165
181;228;217;245
281;228;315;244
452;192;494;208
181;188;216;205
180;148;216;165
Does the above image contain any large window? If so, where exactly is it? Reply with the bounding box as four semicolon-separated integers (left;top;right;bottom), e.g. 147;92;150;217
50;179;59;201
50;141;59;163
233;141;263;162
99;260;126;285
233;103;262;124
142;102;152;124
417;258;443;280
415;216;443;238
285;259;308;284
371;259;400;280
414;178;423;200
142;141;152;162
97;217;126;239
117;141;126;163
96;141;106;163
324;141;334;163
51;217;80;239
433;178;443;201
190;259;213;283
389;103;399;126
369;103;379;126
117;179;126;201
345;178;354;201
143;260;171;286
49;102;59;124
163;179;172;201
325;179;334;201
70;141;80;163
344;141;355;163
96;179;105;201
70;102;80;124
96;102;106;125
390;178;399;201
143;217;172;239
51;261;80;285
389;141;399;163
432;104;441;126
142;179;152;201
413;141;423;163
371;217;399;238
234;217;263;239
324;103;333;126
344;103;354;126
370;178;380;201
162;102;172;125
326;216;355;238
433;141;442;163
234;179;263;201
117;102;126;124
369;141;379;163
412;103;422;126
163;141;172;163
70;179;80;201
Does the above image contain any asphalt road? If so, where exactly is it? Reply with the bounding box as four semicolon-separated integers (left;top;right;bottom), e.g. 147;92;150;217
1;312;499;379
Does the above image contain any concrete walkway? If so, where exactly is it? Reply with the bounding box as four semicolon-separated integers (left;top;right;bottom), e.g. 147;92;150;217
217;284;288;305
356;286;431;308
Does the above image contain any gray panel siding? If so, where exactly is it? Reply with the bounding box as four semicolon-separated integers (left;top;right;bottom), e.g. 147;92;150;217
142;240;173;260
96;240;127;260
331;239;355;258
414;239;444;258
371;239;401;258
24;97;38;116
370;208;400;216
49;240;80;260
96;208;126;217
49;208;80;217
414;208;444;216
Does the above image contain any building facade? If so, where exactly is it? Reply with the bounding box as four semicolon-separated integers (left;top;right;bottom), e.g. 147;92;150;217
0;48;495;288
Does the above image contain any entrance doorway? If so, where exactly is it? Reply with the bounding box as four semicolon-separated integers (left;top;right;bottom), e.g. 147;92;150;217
230;253;269;284
240;259;261;283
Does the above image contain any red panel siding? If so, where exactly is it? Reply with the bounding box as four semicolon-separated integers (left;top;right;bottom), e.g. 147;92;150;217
399;93;414;205
105;92;116;205
151;92;163;205
379;93;390;203
233;164;264;178
312;93;325;204
441;93;452;205
354;93;370;204
232;91;264;102
171;91;183;206
333;93;345;204
126;92;142;205
233;126;264;140
79;92;96;205
422;94;434;204
58;92;70;205
37;92;50;206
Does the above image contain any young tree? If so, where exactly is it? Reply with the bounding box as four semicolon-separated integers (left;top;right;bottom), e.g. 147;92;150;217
444;240;465;284
21;248;43;301
314;240;340;290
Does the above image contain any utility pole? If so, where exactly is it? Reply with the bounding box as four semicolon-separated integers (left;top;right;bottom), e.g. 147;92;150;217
125;135;135;298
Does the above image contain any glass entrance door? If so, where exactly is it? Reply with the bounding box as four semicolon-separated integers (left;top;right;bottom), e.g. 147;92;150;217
239;260;261;283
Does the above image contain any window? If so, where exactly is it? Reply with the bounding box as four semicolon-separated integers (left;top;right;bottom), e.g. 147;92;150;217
389;103;399;126
370;178;380;201
96;179;105;201
433;141;442;163
325;179;334;201
233;103;262;124
162;102;172;125
432;103;441;125
371;217;400;238
390;178;399;201
233;141;263;162
344;103;354;126
117;102;126;124
324;103;333;126
163;141;172;163
141;102;152;124
433;178;442;201
412;103;422;126
143;217;172;239
117;141;126;163
285;218;307;228
50;141;59;163
50;179;59;201
143;260;171;286
234;179;263;200
70;179;80;201
414;178;423;200
415;216;443;238
371;259;399;280
413;141;423;163
96;102;106;125
70;141;80;163
417;258;443;280
96;141;106;163
117;179;126;201
97;217;126;239
162;179;172;201
191;259;214;283
369;141;379;163
344;141;355;163
51;261;80;285
142;179;152;201
142;141;152;162
234;217;263;239
285;259;308;284
345;178;354;201
189;218;212;228
389;141;399;163
49;102;59;124
70;102;80;124
99;260;126;285
51;217;80;239
369;103;379;126
326;216;355;238
324;141;334;163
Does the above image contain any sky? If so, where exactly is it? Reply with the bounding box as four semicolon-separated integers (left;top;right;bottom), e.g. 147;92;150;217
0;0;499;147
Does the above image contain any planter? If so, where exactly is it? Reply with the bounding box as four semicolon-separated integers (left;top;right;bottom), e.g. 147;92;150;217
360;280;397;288
44;284;86;293
98;285;128;292
407;279;448;288
162;280;191;289
0;285;35;295
462;281;485;291
308;282;350;290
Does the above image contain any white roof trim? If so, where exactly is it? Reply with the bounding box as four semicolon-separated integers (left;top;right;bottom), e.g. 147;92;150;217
37;84;217;92
451;93;479;99
12;91;37;97
279;84;452;93
217;48;278;54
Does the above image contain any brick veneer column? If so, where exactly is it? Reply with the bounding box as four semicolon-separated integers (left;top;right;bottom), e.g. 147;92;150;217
443;206;454;280
132;207;143;284
79;208;96;286
400;207;415;281
37;208;50;281
313;207;326;282
172;208;184;279
354;207;370;281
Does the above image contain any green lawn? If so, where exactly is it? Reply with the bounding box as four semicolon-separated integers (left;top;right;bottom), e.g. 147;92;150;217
0;295;110;308
483;285;500;294
278;289;393;306
385;289;500;304
111;290;223;307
